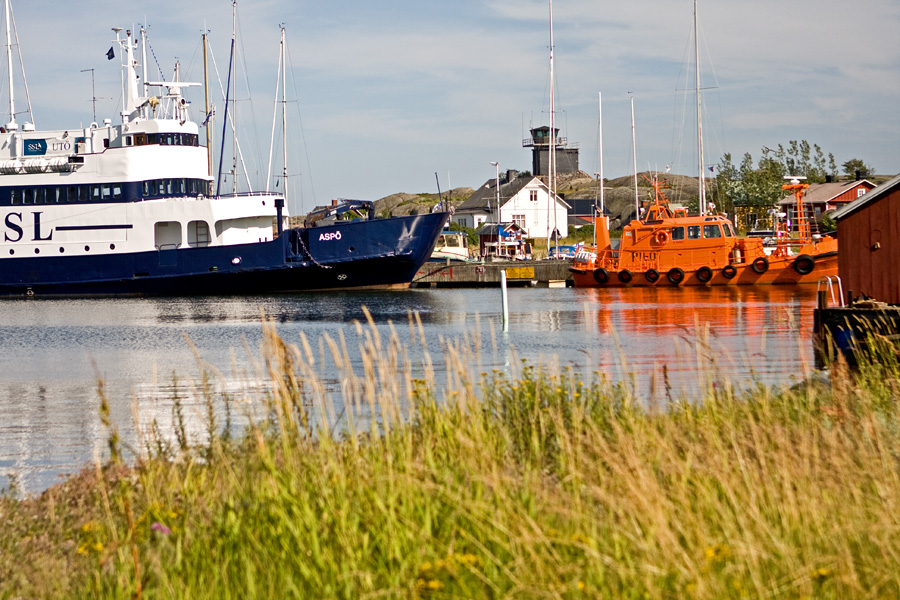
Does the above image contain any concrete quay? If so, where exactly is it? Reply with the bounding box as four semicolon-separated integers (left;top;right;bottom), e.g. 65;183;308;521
410;260;573;288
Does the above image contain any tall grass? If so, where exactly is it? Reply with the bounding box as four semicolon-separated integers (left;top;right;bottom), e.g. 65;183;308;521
1;314;900;598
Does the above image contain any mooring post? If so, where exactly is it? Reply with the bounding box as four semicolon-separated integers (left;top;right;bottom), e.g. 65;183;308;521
500;269;509;331
814;289;827;335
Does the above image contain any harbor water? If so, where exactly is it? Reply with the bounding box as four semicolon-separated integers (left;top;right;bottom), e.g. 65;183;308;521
0;286;817;493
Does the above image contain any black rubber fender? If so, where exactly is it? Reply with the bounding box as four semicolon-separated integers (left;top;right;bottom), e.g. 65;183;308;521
751;257;769;274
792;254;815;275
667;267;685;285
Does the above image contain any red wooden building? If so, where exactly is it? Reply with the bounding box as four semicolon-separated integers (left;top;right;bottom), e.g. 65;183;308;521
777;178;876;224
831;174;900;304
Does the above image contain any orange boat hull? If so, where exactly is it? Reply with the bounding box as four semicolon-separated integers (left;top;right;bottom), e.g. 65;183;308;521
571;252;837;287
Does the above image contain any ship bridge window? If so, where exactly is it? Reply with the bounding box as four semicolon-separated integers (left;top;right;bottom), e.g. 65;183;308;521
703;224;722;239
135;133;146;146
687;225;701;240
671;226;685;241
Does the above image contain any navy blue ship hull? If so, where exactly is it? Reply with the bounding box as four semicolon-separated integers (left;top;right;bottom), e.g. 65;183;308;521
0;212;448;297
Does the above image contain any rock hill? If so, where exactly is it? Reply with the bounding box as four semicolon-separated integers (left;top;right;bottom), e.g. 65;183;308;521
370;171;705;231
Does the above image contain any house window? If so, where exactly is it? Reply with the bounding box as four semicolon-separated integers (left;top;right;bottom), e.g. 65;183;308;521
529;190;538;202
858;188;867;198
746;213;758;228
512;214;526;229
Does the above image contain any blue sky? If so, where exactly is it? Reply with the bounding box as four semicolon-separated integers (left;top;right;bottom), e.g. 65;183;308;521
4;1;898;215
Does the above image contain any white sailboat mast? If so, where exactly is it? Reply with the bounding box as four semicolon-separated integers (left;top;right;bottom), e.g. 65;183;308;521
596;91;604;250
280;26;288;205
4;0;15;131
631;96;638;218
547;0;556;250
266;26;289;202
695;0;706;216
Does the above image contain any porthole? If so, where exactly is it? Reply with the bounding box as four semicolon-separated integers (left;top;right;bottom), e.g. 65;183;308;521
84;245;90;252
109;244;116;250
8;249;13;255
34;248;40;254
59;247;65;253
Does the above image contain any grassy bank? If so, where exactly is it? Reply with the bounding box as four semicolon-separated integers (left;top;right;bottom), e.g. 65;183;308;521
1;317;899;599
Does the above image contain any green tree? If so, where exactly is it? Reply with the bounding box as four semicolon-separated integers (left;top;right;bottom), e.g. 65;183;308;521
842;158;874;177
448;221;478;247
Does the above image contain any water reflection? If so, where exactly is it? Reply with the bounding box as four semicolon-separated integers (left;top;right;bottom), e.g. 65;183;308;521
0;286;818;493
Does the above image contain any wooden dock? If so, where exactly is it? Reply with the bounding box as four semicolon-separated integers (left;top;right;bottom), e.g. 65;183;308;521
411;260;573;288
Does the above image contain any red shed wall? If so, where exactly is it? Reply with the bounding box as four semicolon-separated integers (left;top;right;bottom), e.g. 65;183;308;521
838;188;900;304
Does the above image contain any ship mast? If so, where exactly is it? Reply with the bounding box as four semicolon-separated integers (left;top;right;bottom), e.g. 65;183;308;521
203;32;213;177
694;0;706;216
4;0;15;130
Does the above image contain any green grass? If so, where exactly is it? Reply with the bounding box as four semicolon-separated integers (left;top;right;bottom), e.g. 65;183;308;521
2;316;900;598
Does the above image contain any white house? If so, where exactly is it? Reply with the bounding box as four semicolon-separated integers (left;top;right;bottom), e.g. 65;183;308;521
452;171;569;239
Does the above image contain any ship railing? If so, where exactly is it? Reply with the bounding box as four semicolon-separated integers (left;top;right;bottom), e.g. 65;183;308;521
214;191;284;200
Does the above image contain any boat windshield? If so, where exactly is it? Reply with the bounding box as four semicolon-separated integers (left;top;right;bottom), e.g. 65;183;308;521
703;224;722;239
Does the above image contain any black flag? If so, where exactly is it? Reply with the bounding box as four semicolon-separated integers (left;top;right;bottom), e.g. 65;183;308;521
106;47;115;60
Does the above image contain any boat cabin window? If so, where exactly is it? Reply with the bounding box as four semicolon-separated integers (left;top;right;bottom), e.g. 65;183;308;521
0;178;211;206
671;226;685;241
703;224;722;239
135;134;146;146
125;136;132;146
188;220;211;247
724;223;734;237
687;225;701;240
154;221;182;249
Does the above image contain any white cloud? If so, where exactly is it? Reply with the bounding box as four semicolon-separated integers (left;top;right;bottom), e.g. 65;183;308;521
2;0;896;204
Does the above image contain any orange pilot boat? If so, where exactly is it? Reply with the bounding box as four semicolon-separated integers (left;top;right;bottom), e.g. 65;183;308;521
569;177;837;287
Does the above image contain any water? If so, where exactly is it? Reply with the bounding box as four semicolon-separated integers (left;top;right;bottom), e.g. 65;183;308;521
0;286;817;493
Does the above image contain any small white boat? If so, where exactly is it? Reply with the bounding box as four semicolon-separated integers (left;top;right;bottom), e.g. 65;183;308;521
429;231;469;262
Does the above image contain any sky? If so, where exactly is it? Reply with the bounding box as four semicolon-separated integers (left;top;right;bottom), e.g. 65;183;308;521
2;0;898;215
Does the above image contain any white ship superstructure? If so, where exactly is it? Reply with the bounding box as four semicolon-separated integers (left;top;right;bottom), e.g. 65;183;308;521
0;28;280;263
0;18;447;296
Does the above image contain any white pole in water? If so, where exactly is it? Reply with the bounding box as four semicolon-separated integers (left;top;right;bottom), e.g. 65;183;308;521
500;269;509;331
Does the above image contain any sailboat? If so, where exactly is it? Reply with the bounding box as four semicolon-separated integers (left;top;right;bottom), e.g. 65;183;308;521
0;7;447;297
569;0;837;287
